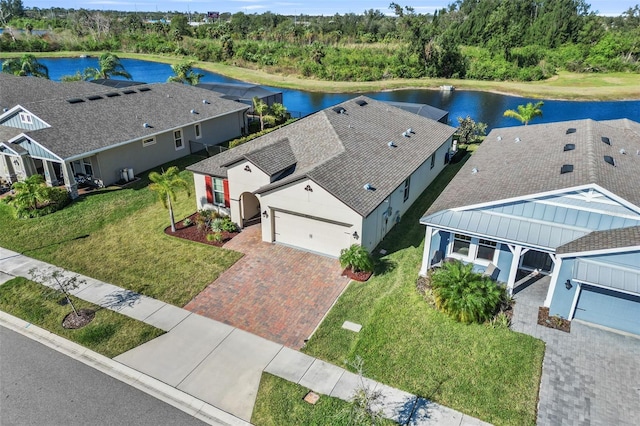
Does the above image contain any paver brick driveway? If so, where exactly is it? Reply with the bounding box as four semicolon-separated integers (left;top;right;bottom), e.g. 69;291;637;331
512;278;640;426
185;225;350;349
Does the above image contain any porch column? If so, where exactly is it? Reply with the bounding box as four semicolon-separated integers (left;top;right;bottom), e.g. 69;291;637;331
419;225;434;276
506;245;526;294
543;257;561;307
19;154;37;177
43;160;59;186
62;161;78;199
1;154;17;183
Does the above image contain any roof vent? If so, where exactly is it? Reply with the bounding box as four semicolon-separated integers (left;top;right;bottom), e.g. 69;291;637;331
203;99;210;104
104;92;120;97
363;183;375;191
333;106;346;114
560;164;574;174
2;107;8;112
604;155;615;166
388;141;397;148
66;98;85;104
471;167;478;174
564;143;575;151
496;136;502;141
87;95;102;101
138;87;151;92
601;136;611;145
566;128;576;134
407;128;414;134
619;148;626;155
122;89;136;95
355;99;367;106
143;122;151;128
190;109;198;114
402;131;410;138
515;137;521;143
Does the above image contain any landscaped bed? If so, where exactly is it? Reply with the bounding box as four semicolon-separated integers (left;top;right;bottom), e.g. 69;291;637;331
0;277;163;358
298;158;545;426
0;155;243;307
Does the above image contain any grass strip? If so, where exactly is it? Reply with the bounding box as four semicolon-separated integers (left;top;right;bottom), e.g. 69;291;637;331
0;277;163;358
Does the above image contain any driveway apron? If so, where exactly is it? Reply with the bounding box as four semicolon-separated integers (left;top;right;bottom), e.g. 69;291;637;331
184;225;350;349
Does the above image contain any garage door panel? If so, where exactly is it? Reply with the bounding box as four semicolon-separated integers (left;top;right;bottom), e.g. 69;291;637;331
274;211;351;257
574;285;640;335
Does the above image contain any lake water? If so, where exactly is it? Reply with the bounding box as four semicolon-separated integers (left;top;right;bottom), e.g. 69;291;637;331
31;57;640;130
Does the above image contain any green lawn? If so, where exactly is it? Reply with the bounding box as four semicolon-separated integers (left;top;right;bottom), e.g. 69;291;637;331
301;159;545;426
251;373;395;426
0;155;243;306
0;277;163;358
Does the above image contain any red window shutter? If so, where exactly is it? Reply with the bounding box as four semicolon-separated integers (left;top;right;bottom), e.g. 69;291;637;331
223;179;230;207
204;175;213;204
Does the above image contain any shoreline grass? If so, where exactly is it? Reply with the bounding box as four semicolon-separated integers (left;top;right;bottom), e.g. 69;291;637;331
2;51;639;100
0;277;164;358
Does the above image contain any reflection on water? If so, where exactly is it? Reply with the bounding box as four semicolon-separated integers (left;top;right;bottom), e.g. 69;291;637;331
30;57;640;129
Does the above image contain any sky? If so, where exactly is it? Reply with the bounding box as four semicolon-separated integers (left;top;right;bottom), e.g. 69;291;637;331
23;0;638;17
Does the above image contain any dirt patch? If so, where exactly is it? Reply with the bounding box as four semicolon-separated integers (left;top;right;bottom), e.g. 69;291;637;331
538;306;571;333
341;267;372;282
164;213;239;247
62;308;95;329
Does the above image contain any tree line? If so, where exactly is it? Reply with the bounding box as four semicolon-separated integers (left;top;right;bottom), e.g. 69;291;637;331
1;0;639;82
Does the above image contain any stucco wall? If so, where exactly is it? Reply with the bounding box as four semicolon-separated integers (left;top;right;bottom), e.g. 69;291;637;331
227;159;270;225
549;258;577;318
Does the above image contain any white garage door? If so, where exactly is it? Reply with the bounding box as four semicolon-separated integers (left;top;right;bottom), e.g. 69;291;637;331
273;211;352;257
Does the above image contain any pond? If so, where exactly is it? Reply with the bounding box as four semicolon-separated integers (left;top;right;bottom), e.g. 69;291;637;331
33;56;640;130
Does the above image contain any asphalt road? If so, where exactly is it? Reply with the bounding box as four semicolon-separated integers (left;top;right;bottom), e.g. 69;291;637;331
0;326;206;426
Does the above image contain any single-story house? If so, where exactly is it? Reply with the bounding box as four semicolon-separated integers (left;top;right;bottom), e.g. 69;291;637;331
0;73;248;196
187;96;457;257
419;118;640;335
196;82;283;112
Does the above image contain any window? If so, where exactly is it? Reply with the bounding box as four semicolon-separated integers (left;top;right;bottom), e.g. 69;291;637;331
19;112;33;124
213;178;225;205
476;239;497;261
403;177;410;202
452;234;471;256
174;129;184;150
430;153;436;169
142;136;156;147
83;158;93;176
194;123;202;139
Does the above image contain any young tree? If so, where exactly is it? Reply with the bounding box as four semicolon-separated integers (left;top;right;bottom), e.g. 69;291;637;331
29;267;85;318
339;244;374;274
148;166;191;233
167;61;204;85
10;174;51;212
456;116;487;144
1;54;49;78
83;52;132;80
503;101;544;125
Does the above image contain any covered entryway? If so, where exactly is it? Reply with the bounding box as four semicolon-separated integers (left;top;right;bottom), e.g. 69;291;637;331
574;285;640;335
273;210;352;257
239;192;261;227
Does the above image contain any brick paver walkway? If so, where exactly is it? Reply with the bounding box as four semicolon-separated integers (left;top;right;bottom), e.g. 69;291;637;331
184;225;350;349
512;277;640;426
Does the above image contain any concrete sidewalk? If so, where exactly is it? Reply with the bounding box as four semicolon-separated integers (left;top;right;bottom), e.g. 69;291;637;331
0;247;489;425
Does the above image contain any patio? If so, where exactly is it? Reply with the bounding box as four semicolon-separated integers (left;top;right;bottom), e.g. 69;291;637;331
511;276;640;425
184;225;351;349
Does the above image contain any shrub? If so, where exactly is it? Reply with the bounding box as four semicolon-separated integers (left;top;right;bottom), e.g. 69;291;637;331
182;218;192;227
430;260;506;324
195;209;220;233
206;232;223;243
220;217;238;232
339;244;374;274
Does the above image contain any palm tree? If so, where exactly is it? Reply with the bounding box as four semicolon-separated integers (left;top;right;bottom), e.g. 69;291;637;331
10;174;51;211
1;54;49;78
148;166;191;233
253;97;270;131
167;61;203;85
83;52;132;80
503;101;544;125
269;102;289;125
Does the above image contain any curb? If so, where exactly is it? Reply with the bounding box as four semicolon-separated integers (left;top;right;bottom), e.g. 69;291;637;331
0;310;250;426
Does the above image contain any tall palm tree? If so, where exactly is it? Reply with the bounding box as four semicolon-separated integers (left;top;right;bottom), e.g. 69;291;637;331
10;174;51;211
269;102;288;124
253;97;271;131
83;52;132;80
503;101;544;125
148;166;191;233
167;61;203;85
1;54;49;78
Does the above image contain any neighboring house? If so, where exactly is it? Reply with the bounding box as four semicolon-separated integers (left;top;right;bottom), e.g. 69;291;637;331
196;82;283;111
419;118;640;335
188;96;457;257
0;73;248;196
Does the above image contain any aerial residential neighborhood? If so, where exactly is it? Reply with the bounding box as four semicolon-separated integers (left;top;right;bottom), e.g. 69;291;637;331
1;2;640;426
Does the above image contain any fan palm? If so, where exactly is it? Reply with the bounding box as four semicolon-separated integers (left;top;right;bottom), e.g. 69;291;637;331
1;54;49;78
83;52;132;80
167;61;203;85
253;97;272;131
430;260;505;324
148;166;191;233
503;101;544;125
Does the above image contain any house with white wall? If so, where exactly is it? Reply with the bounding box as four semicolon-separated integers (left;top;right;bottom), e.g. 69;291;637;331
419;118;640;335
188;96;456;257
0;73;248;196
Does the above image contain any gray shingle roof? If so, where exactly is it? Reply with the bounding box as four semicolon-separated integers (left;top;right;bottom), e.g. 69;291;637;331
0;125;23;142
243;138;296;176
189;96;456;217
425;118;640;217
0;75;249;160
557;226;640;254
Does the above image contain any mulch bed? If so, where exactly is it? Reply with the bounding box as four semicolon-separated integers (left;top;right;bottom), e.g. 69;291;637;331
538;306;571;332
164;213;239;247
341;267;373;282
62;308;95;329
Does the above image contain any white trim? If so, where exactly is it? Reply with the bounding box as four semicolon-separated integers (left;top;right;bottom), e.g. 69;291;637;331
7;135;65;162
0;105;52;128
194;123;202;140
430;224;555;252
557;245;640;259
544;257;561;307
142;136;156;147
447;232;499;266
568;282;581;319
573;279;640;298
19;112;33;124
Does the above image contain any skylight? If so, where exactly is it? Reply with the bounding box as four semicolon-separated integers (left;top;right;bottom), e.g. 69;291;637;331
560;164;574;174
355;100;367;106
564;143;575;151
122;89;136;95
601;136;611;145
566;128;576;134
87;95;102;101
332;106;346;114
138;87;151;92
105;92;120;97
66;98;85;104
604;155;615;166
